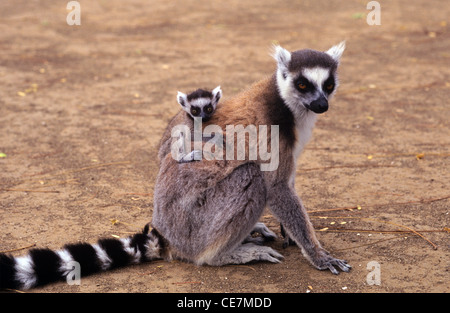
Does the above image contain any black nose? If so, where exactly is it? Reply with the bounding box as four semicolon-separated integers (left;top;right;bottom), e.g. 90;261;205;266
201;114;211;122
307;96;328;114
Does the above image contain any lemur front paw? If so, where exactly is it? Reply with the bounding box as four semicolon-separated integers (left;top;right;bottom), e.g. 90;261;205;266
178;150;202;163
312;250;351;275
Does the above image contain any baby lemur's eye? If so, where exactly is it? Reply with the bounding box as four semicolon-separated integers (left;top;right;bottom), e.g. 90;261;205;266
190;108;199;116
205;106;213;113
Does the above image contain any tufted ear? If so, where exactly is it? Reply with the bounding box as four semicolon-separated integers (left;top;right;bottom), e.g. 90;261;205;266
272;45;291;78
211;85;222;107
325;41;346;64
177;91;189;109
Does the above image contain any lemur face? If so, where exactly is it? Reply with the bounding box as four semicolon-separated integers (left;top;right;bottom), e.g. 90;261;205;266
188;99;214;122
177;86;222;122
273;42;345;116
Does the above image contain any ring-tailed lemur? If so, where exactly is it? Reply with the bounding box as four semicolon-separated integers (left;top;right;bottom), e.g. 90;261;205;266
0;224;274;290
0;42;349;291
175;86;222;163
0;224;162;290
154;41;351;273
177;86;222;123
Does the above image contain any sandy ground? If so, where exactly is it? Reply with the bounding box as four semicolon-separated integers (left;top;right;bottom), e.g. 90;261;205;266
0;0;449;293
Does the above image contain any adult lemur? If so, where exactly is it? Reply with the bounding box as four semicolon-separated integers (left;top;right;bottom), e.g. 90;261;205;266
0;42;350;290
153;41;350;272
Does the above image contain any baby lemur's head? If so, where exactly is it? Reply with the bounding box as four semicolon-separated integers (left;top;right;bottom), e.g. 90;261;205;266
177;86;222;122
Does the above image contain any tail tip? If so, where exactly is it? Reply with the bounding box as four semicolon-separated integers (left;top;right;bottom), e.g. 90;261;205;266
142;223;151;235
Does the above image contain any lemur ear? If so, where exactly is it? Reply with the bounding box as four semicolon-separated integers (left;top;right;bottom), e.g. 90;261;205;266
177;91;188;108
325;41;346;64
212;85;222;106
272;45;291;77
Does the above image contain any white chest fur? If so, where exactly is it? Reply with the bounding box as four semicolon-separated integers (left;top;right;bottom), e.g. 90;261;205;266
289;112;317;186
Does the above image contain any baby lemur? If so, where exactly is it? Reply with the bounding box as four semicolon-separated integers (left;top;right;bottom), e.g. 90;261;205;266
177;86;222;123
175;86;221;163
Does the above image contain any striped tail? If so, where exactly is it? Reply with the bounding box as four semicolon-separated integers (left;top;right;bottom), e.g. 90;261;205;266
0;224;164;290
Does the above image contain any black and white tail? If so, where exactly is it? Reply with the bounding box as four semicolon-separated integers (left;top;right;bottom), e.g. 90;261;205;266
0;224;164;290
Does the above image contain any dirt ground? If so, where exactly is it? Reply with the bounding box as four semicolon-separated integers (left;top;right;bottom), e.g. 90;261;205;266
0;0;448;293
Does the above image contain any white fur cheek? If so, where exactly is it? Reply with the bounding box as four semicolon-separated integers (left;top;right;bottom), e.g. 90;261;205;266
276;70;290;99
276;70;303;114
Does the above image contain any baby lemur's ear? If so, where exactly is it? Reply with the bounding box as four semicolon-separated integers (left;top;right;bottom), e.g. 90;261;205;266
177;91;189;108
212;86;222;106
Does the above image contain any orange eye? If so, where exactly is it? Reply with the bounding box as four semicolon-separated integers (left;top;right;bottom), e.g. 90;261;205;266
298;83;307;89
327;84;334;90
